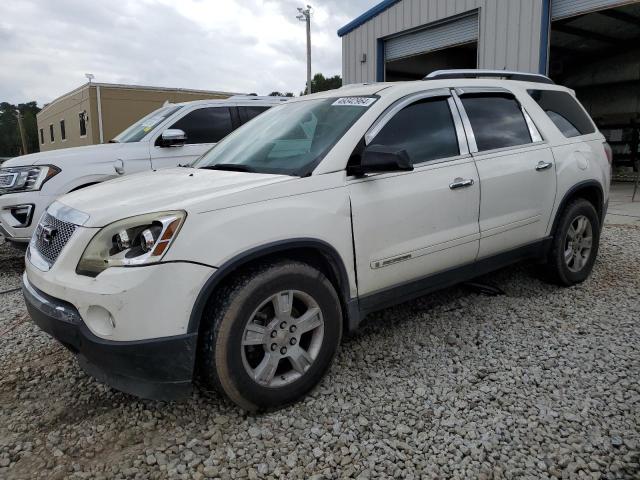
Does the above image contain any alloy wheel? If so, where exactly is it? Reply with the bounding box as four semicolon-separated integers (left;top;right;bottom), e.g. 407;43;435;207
241;290;324;388
564;215;593;273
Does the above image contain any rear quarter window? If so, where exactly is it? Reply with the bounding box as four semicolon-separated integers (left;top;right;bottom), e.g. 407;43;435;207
528;90;595;138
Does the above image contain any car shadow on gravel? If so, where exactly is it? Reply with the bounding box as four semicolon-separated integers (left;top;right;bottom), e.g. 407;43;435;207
345;261;549;343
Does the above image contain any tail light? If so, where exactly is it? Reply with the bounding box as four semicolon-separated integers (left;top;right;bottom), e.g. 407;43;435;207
603;142;613;166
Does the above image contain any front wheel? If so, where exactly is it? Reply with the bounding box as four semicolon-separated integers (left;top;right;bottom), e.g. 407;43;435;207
543;198;601;286
198;261;342;410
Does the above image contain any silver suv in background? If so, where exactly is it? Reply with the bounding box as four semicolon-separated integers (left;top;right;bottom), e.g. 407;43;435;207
0;96;288;243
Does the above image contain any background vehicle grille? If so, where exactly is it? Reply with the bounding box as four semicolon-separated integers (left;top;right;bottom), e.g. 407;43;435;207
33;213;77;266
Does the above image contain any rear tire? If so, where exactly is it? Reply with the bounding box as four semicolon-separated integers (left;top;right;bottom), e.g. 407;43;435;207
198;261;342;411
543;198;600;286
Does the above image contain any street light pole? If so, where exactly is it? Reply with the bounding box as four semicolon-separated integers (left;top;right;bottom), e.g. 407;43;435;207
297;5;312;95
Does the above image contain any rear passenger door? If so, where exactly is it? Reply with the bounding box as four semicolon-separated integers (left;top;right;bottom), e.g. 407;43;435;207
150;106;237;169
454;88;557;258
349;90;480;297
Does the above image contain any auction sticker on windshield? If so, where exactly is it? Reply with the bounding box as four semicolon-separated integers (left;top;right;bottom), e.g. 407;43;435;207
332;97;377;107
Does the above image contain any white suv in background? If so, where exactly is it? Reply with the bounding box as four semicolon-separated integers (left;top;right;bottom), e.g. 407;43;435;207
0;96;287;243
23;71;611;410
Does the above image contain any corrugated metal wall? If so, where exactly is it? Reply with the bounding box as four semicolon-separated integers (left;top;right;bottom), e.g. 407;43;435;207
341;0;544;84
552;0;632;19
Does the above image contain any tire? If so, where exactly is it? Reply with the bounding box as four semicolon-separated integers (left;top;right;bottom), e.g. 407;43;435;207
198;261;342;411
543;198;600;286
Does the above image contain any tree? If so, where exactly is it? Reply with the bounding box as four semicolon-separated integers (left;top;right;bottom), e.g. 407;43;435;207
0;101;41;157
301;73;342;95
0;103;20;157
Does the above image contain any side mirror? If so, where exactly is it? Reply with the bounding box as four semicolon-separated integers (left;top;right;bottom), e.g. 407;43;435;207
348;145;413;176
160;129;186;147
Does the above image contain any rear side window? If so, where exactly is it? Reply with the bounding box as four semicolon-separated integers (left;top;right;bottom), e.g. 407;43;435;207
460;94;532;151
528;89;595;138
371;98;459;164
239;106;270;123
169;107;234;144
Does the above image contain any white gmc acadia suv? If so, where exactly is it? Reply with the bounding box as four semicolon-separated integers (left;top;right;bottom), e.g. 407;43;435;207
22;71;611;410
0;96;286;244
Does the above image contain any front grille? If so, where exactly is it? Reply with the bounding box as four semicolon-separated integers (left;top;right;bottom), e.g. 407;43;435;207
33;213;77;266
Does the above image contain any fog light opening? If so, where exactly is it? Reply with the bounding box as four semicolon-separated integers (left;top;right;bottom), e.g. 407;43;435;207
8;204;34;227
85;305;116;336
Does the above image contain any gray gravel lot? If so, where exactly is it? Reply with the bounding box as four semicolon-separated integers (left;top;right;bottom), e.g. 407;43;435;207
1;226;639;480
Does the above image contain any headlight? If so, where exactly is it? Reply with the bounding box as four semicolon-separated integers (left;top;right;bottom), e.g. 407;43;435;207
76;211;186;277
0;165;61;193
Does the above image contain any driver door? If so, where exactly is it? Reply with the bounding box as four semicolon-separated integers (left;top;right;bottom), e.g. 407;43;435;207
349;90;480;297
150;106;238;169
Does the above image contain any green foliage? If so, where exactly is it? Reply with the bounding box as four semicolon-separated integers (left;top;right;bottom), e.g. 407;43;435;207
0;101;41;157
301;73;342;95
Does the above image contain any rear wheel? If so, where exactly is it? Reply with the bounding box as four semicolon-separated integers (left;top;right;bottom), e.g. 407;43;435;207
543;198;600;286
198;261;342;410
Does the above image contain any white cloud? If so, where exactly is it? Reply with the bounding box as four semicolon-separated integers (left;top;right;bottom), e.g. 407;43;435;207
0;0;378;105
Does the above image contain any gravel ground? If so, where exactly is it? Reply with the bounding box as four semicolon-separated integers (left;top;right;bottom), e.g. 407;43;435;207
1;226;639;480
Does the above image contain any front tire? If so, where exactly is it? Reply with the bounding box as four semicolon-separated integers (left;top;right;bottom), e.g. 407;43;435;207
544;198;600;286
198;261;342;410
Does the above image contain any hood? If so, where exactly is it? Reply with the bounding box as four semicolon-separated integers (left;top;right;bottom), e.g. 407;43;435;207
1;143;127;168
57;167;294;227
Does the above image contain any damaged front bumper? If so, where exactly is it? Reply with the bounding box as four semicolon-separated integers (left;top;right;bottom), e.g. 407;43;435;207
22;273;197;400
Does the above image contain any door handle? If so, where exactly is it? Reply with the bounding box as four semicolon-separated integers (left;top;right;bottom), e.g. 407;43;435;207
535;161;553;171
449;178;474;189
114;158;125;175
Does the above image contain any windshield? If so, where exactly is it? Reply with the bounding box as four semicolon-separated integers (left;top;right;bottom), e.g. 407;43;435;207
192;96;376;176
112;105;182;143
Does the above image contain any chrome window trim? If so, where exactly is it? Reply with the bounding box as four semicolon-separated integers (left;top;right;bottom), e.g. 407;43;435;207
522;108;543;143
451;91;478;153
453;88;544;153
454;86;511;96
467;141;548;158
364;88;451;145
47;201;90;226
448;96;470;156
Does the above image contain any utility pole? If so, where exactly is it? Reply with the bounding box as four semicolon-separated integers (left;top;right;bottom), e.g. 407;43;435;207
16;110;28;155
297;5;312;95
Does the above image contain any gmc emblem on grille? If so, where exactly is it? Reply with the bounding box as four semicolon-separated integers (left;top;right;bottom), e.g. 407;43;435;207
37;224;58;246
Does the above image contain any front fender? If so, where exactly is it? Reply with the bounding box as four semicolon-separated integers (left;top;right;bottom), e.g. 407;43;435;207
61;174;119;194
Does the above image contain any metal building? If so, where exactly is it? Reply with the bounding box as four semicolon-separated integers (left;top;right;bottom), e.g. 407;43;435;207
339;0;640;168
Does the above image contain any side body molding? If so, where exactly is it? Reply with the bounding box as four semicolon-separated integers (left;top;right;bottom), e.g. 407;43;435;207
187;238;360;334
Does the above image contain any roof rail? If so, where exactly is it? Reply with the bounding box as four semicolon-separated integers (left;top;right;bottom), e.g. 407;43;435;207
424;69;555;85
228;95;289;101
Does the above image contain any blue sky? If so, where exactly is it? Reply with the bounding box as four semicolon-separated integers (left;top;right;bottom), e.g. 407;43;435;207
0;0;378;105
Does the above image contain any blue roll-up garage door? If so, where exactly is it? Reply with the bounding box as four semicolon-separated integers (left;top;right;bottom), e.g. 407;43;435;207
385;13;479;62
552;0;634;20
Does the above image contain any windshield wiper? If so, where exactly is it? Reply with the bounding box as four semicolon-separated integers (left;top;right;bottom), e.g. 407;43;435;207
201;164;256;173
108;139;119;143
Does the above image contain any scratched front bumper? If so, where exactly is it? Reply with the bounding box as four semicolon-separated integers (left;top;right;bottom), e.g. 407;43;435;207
23;273;197;400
